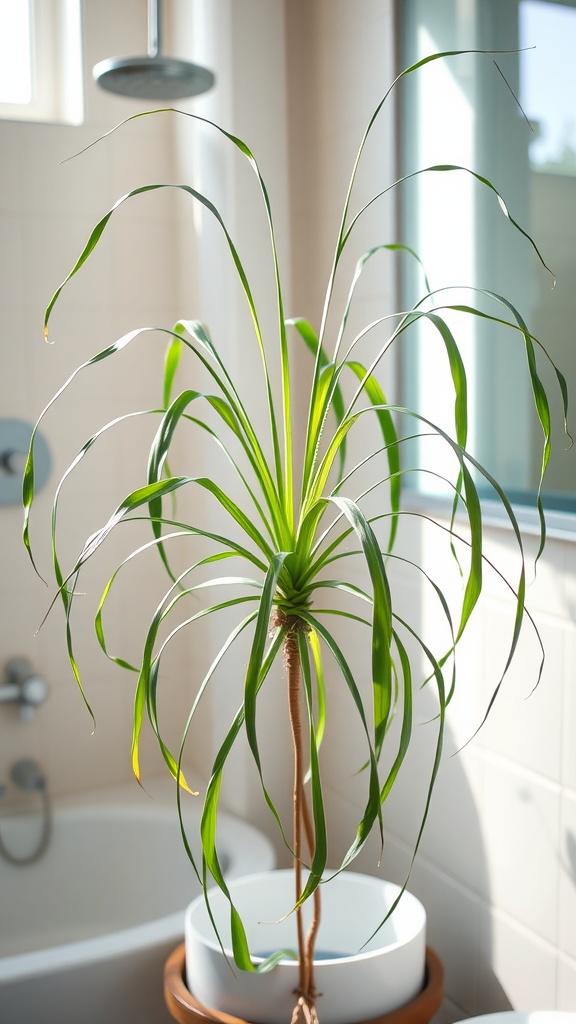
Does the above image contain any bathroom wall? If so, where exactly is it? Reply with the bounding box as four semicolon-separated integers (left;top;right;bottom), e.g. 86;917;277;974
0;0;194;796
0;0;297;822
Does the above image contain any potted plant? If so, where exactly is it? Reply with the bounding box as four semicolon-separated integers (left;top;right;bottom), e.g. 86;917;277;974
23;49;567;1024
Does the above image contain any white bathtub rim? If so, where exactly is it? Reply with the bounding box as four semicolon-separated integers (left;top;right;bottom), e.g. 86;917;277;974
0;786;276;983
0;914;182;982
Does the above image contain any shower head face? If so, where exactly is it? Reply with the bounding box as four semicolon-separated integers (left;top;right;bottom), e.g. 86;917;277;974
93;55;215;100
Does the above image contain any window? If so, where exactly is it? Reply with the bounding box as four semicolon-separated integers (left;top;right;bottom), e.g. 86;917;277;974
0;0;83;125
521;1;576;175
0;0;33;106
400;0;576;513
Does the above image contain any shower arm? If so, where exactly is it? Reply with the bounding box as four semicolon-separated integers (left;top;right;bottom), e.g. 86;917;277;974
92;0;214;101
148;0;161;59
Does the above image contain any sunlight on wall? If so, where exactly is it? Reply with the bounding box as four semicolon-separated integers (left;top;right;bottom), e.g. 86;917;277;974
409;27;478;494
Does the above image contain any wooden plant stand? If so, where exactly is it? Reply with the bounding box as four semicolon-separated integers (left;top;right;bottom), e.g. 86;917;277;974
163;943;444;1024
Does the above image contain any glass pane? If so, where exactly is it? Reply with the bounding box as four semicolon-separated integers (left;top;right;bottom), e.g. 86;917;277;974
400;0;576;512
0;0;32;105
519;0;576;507
520;1;576;174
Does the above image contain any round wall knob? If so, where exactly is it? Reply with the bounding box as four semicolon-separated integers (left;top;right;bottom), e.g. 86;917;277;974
20;675;49;706
0;419;51;505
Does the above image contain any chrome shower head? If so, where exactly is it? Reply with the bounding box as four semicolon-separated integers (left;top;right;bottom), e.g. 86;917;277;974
93;55;214;100
93;0;215;101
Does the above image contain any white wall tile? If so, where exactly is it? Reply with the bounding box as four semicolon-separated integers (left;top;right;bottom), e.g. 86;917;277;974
564;538;576;619
416;867;483;1015
108;118;176;207
108;215;178;315
0;214;25;306
433;999;468;1024
559;792;576;961
0;304;34;416
17;124;113;218
482;529;569;620
480;912;558;1010
478;606;565;781
417;747;489;896
558;955;576;1011
383;732;490;896
0;122;24;213
481;757;560;944
563;626;576;792
40;675;135;793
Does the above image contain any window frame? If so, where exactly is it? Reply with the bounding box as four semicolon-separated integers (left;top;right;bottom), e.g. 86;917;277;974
398;0;576;517
0;0;83;126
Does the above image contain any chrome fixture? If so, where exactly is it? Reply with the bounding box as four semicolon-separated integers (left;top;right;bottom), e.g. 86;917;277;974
0;759;51;865
93;0;215;100
1;658;50;721
10;758;47;792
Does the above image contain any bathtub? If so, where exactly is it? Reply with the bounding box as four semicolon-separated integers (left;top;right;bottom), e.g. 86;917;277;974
0;778;276;1024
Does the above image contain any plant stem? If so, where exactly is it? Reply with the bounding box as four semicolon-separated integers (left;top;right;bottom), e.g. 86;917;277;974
285;618;321;1022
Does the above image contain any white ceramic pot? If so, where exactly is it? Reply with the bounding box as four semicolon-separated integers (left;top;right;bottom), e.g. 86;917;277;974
184;869;426;1024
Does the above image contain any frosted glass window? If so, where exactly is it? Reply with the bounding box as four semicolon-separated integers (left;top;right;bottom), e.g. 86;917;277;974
0;0;32;105
0;0;83;125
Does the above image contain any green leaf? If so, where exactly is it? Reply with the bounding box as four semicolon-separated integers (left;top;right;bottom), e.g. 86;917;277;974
288;318;347;480
23;327;161;572
243;553;291;766
344;360;401;552
163;333;183;409
307;628;326;754
329;497;393;760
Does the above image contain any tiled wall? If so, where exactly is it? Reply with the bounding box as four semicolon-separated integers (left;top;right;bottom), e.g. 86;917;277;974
0;0;192;796
358;516;576;1020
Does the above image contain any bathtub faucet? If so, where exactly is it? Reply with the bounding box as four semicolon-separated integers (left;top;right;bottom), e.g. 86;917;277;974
0;758;51;865
0;657;49;721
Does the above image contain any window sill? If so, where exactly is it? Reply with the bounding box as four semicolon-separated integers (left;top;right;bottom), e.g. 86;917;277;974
400;489;576;543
